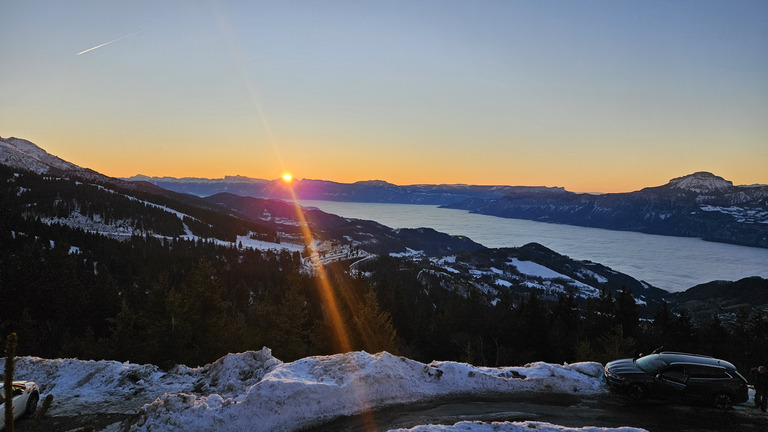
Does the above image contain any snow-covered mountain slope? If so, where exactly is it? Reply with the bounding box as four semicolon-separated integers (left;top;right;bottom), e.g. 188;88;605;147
4;349;625;432
668;171;734;193
0;136;82;173
376;243;669;317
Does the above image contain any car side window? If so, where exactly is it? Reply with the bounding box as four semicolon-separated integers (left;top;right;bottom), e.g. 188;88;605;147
688;365;728;379
659;365;688;384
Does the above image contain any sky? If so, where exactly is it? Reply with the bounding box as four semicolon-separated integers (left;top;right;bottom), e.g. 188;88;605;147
1;1;767;193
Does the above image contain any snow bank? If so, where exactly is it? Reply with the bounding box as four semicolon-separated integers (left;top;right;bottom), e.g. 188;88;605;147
132;351;607;432
5;349;633;432
391;421;646;432
4;350;280;417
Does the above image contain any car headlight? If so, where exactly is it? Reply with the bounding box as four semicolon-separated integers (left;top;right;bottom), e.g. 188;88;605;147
605;370;627;382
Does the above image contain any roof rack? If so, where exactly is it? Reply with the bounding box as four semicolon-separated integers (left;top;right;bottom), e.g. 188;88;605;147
660;351;714;358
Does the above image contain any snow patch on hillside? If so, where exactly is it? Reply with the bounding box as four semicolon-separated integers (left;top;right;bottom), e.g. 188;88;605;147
509;259;569;280
699;205;768;224
509;259;600;298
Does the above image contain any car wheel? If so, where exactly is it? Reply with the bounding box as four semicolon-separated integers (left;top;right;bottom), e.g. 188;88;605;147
24;392;39;417
627;383;647;401
713;392;733;410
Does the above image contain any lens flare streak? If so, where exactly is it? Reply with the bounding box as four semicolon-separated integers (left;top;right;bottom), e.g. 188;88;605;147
285;186;378;429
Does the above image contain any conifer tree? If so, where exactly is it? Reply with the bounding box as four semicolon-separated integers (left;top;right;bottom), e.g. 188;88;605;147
165;259;233;366
614;286;639;338
598;325;636;364
352;288;399;355
252;273;312;361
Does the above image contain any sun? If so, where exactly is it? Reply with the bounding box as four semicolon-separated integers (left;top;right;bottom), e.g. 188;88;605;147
282;173;293;182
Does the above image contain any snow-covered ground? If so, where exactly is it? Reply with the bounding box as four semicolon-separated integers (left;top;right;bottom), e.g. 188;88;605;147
1;348;657;432
392;423;645;432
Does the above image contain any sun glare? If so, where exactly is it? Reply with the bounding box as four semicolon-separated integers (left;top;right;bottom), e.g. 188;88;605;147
282;173;292;182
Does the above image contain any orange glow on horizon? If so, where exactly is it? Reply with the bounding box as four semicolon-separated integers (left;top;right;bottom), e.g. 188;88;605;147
24;130;765;196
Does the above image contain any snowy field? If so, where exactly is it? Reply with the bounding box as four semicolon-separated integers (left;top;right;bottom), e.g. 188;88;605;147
2;348;656;432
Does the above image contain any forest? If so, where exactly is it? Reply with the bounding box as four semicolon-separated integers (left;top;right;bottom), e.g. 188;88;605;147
2;165;767;373
2;218;768;373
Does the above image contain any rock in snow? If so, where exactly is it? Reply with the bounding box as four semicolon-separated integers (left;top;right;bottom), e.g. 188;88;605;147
5;348;646;432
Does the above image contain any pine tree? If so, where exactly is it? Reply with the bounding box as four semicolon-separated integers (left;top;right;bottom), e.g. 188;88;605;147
614;286;639;338
165;259;233;366
252;273;312;361
598;325;636;364
353;287;399;355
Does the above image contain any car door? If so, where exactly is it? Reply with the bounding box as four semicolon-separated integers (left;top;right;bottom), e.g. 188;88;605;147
686;365;730;403
653;365;688;399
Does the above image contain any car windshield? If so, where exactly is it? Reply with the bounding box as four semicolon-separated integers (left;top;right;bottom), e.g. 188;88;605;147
635;354;669;373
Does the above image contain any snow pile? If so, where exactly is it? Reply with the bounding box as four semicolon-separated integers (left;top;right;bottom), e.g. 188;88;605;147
5;348;643;432
133;351;606;432
392;421;646;432
5;350;281;417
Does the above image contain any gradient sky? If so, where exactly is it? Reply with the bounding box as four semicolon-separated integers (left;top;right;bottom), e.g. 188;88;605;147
1;1;766;192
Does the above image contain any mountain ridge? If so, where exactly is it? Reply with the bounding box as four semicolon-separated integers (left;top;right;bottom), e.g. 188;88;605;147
125;173;564;205
445;172;768;249
127;170;768;249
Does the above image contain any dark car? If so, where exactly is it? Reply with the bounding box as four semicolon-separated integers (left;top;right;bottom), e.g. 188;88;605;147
604;351;749;409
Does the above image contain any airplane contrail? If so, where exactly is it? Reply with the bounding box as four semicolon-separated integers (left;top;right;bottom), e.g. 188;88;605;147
76;26;154;56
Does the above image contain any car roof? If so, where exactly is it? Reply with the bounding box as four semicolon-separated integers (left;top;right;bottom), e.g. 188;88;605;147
658;352;736;370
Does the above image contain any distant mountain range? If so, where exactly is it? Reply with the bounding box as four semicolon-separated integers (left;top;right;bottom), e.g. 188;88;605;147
126;171;768;249
444;171;768;249
2;135;767;322
126;174;562;205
